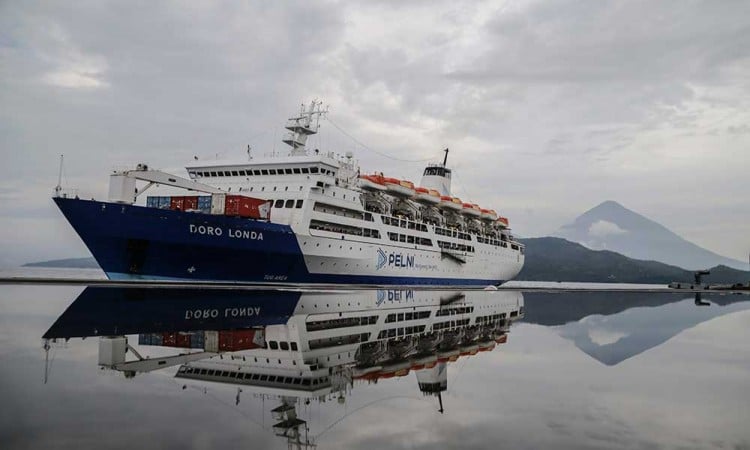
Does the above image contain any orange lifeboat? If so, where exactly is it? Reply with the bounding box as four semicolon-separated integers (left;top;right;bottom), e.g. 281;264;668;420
462;203;482;217
497;216;509;228
358;173;387;191
480;209;498;221
384;177;416;197
478;342;496;352
439;196;462;211
414;186;441;204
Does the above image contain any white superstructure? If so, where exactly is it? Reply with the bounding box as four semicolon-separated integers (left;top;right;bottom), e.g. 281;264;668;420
132;101;525;286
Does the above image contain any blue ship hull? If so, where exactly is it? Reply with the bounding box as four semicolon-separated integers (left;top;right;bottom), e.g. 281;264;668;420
43;287;300;339
54;197;503;286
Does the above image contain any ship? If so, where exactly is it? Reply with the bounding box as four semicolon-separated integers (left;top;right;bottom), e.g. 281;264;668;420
53;101;524;287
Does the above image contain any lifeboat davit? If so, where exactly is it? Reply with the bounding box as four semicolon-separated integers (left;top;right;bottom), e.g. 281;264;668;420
384;177;416;197
414;187;441;204
359;174;386;191
462;203;482;217
439;195;463;211
497;217;509;228
480;209;498;221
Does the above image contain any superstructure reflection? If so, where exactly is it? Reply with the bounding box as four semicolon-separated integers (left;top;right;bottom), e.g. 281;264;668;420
43;287;524;447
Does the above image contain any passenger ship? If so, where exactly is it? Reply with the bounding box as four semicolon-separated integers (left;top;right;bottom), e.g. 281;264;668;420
53;101;524;287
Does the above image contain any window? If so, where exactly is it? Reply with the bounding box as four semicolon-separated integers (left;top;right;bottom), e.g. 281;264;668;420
310;167;319;174
285;199;294;208
210;171;217;177
293;168;301;174
269;341;279;350
284;168;292;174
261;169;269;175
274;199;284;208
295;199;303;208
301;168;309;174
280;342;289;350
231;171;239;176
269;169;277;175
253;170;261;175
291;342;298;351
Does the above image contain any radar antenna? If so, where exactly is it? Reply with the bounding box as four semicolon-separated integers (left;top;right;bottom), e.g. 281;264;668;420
282;100;328;156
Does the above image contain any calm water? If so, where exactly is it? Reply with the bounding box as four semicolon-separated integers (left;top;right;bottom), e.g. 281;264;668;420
1;284;749;450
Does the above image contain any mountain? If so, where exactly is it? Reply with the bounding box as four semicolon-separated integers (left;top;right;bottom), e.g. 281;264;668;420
518;237;750;284
554;200;746;270
24;257;100;269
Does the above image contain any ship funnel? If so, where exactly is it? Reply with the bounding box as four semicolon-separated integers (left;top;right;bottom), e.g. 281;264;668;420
420;148;452;196
420;164;452;196
416;362;448;395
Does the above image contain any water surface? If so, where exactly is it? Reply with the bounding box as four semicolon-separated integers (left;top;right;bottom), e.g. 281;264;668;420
1;284;748;449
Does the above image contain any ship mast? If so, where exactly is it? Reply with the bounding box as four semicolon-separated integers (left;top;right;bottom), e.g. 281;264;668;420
54;154;64;198
282;100;328;156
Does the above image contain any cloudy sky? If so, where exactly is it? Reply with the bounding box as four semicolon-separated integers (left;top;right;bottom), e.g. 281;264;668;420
1;0;749;267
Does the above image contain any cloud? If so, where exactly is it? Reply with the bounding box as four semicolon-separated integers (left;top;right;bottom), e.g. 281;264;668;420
0;0;749;265
43;69;107;89
588;220;628;239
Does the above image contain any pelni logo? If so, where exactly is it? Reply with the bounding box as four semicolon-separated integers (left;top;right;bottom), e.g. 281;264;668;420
376;248;387;270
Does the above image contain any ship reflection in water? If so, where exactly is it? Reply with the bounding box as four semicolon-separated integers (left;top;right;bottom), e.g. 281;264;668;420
33;287;750;449
43;287;524;448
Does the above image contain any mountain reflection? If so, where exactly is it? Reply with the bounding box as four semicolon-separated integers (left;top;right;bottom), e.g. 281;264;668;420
43;287;525;448
522;291;750;365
